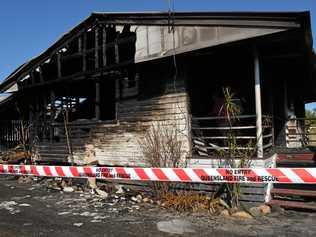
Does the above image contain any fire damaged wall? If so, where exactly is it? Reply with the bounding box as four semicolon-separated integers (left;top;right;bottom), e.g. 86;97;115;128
86;61;190;166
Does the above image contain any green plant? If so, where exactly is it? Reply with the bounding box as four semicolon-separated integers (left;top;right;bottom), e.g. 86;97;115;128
216;87;255;208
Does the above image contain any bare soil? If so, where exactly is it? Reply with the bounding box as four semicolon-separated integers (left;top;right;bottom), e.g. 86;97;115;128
0;176;315;237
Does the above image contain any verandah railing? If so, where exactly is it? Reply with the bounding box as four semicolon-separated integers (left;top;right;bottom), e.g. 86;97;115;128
191;115;274;157
31;120;97;144
0;119;88;154
0;120;30;152
286;117;316;148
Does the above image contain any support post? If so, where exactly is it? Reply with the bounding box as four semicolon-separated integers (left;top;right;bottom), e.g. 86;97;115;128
82;32;87;72
115;36;119;64
38;66;44;83
50;90;55;143
95;27;101;120
254;47;263;158
102;26;107;67
283;80;289;147
95;81;101;120
42;92;48;140
95;27;99;69
30;70;36;85
57;53;62;78
78;37;82;53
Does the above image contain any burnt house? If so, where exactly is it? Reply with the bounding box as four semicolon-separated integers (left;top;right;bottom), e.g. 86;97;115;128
0;12;316;204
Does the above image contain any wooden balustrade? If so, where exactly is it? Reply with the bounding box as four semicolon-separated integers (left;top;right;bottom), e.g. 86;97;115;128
191;114;274;157
286;117;316;148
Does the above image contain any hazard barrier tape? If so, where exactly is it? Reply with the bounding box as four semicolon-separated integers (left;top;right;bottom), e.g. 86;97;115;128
1;164;316;184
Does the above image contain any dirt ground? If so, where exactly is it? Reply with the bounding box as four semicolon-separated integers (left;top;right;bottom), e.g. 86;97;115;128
0;176;315;237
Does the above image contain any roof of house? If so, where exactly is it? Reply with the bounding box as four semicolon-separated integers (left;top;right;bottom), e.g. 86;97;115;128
0;11;312;92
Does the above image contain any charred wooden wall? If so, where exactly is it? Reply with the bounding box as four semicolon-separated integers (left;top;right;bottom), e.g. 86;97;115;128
35;60;191;167
91;62;191;166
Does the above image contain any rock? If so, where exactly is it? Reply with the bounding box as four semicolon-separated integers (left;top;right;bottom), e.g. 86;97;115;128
136;194;142;203
87;178;97;189
73;223;83;227
80;211;98;217
132;205;140;210
18;176;33;184
143;197;150;203
231;211;253;219
48;185;61;191
23;223;32;226
95;189;108;199
219;209;230;217
0;201;18;213
61;180;67;188
93;216;107;220
90;219;101;223
258;205;271;215
249;205;271;217
11;195;31;201
110;208;118;213
63;187;74;193
131;196;138;202
115;185;125;194
249;206;261;217
58;212;70;216
157;219;195;235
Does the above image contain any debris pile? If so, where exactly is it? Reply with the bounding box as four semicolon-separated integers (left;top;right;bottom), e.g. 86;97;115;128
0;145;31;164
8;176;274;220
0;201;20;214
38;177;158;214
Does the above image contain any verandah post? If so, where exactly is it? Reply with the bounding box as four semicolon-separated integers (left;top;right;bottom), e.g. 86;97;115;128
254;46;263;158
95;26;101;120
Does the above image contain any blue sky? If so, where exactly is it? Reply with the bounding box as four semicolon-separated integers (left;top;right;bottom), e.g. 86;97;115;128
0;0;315;108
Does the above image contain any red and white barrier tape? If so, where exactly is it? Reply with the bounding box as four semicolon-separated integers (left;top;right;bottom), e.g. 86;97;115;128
0;164;316;183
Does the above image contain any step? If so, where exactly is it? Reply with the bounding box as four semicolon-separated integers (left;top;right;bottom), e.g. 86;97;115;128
274;183;316;190
271;188;316;198
39;153;68;156
269;199;316;211
41;148;85;152
37;144;85;149
276;161;316;168
38;149;69;155
277;159;316;164
277;153;316;164
278;153;315;160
